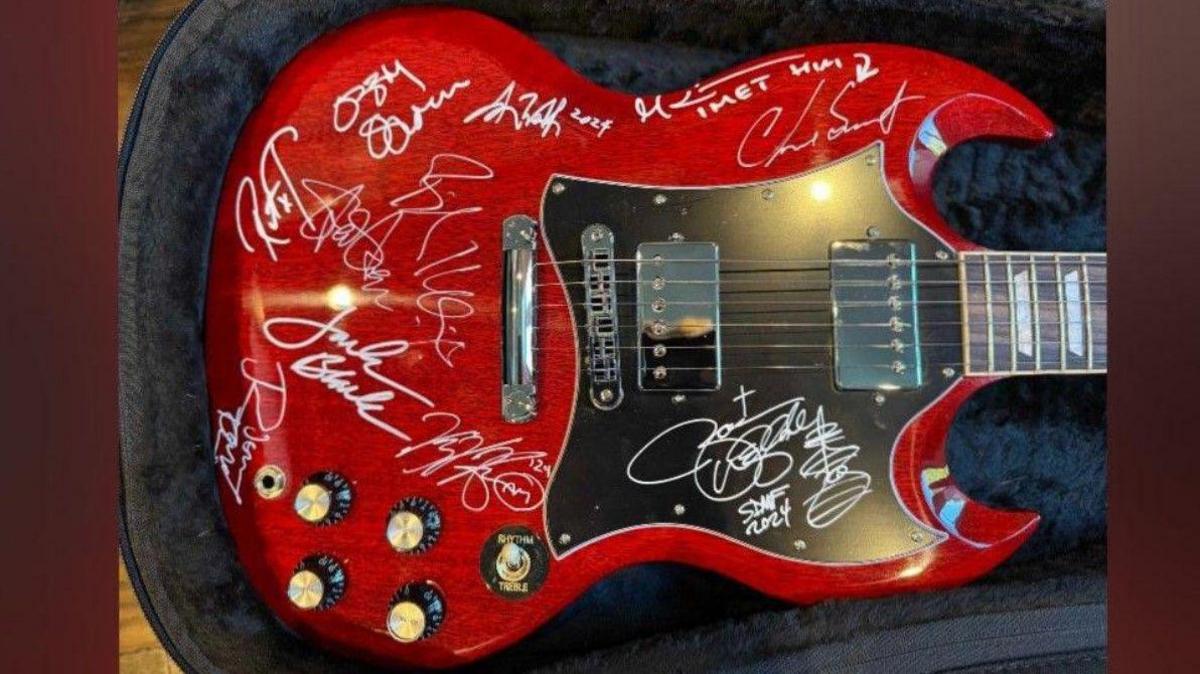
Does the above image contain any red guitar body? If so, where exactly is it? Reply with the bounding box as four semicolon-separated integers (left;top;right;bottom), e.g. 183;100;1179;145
206;7;1053;669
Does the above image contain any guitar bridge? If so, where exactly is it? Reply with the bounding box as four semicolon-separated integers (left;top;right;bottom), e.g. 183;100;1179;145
581;224;622;410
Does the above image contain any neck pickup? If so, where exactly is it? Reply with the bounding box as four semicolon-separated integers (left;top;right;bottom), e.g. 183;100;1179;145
830;240;923;390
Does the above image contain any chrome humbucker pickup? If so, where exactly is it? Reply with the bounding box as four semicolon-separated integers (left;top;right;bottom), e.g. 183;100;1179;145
581;224;622;410
636;241;720;391
830;240;922;391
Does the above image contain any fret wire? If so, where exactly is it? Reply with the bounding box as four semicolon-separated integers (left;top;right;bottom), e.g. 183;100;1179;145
1055;255;1067;371
1007;254;1018;371
983;257;995;371
958;255;972;375
1031;257;1041;372
1082;260;1094;369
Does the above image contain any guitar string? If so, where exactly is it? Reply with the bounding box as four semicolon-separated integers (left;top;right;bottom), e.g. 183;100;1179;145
536;298;1109;309
537;279;1107;288
532;339;1110;351
535;257;1106;267
531;317;1103;330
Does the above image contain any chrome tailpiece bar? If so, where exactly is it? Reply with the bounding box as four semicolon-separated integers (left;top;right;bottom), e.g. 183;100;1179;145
502;215;537;423
581;224;623;410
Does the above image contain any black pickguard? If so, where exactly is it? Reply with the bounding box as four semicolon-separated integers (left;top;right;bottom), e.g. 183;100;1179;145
541;144;963;564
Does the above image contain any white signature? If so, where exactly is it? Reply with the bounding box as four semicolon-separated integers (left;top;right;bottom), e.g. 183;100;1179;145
626;386;872;529
261;306;433;442
395;154;495;367
634;51;879;123
464;81;612;138
235;127;493;323
332;59;470;159
736;78;923;168
738;484;793;537
397;411;548;513
213;359;287;505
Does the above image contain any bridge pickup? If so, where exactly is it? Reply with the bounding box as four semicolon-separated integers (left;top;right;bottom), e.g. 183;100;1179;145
831;240;922;391
636;241;720;391
501;215;537;423
581;224;622;410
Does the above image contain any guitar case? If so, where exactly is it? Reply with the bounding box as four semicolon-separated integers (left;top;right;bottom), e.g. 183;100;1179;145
117;0;1106;671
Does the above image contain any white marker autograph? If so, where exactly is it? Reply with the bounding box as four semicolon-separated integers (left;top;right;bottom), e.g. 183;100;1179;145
464;81;613;138
236;126;493;322
262;306;434;442
626;386;872;529
213;359;287;505
332;59;471;159
738;484;793;537
396;411;548;513
736;78;923;168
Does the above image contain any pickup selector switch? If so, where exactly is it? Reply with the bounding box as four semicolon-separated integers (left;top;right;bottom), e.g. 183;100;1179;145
287;554;346;611
387;582;445;643
387;497;441;553
293;472;352;525
480;526;548;599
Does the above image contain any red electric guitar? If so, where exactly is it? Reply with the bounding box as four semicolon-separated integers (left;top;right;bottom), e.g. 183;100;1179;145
206;7;1106;669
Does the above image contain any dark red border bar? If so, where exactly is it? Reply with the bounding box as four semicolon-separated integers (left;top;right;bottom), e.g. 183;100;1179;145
0;1;117;671
1109;0;1200;671
0;0;1197;670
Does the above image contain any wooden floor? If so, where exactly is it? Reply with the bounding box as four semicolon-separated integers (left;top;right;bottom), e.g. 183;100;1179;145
119;2;191;671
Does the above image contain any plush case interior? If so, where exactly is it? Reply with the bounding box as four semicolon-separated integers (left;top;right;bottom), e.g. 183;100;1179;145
117;0;1106;671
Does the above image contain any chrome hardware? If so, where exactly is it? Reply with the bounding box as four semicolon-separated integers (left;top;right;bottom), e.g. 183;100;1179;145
636;240;720;391
502;215;538;423
581;223;623;411
287;570;325;610
254;465;286;500
831;240;923;391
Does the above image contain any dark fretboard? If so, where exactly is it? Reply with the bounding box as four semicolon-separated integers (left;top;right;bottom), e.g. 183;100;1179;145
960;252;1107;376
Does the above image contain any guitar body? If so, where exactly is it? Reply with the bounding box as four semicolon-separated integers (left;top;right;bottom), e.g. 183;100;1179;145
207;7;1056;669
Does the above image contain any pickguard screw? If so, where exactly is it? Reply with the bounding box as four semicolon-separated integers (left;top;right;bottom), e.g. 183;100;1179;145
865;151;878;166
867;226;881;238
793;539;807;551
911;531;924;543
762;188;775;201
551;182;565;195
558;533;572;545
942;367;956;378
680;207;689;216
599;388;614;403
936;250;950;260
673;504;686;516
653;193;668;205
672;394;686;404
669;232;685;242
873;393;886;406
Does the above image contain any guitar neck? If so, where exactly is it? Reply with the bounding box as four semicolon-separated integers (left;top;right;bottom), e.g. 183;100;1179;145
959;251;1107;376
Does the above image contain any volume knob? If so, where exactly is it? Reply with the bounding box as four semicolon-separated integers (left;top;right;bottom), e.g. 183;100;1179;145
387;497;441;553
387;582;445;643
287;554;346;611
293;472;352;525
